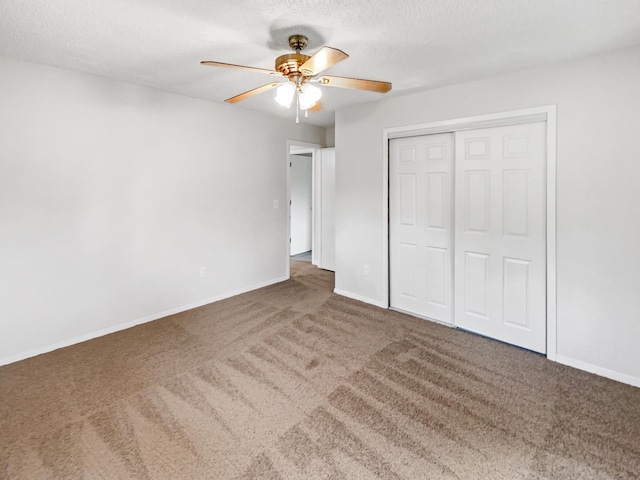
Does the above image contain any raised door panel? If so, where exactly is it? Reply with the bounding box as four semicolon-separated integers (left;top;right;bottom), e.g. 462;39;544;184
399;174;417;226
426;173;446;229
503;170;529;237
426;247;448;307
465;171;491;234
399;243;418;298
464;252;490;319
503;257;531;329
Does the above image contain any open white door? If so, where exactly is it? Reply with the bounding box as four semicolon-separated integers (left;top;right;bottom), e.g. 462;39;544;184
454;122;547;353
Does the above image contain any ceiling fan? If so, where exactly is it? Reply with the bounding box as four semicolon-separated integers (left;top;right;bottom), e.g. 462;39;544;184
201;34;392;121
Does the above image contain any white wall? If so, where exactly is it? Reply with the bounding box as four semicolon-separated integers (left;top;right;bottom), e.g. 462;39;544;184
325;126;335;147
335;44;640;386
320;148;336;271
289;154;312;255
0;55;324;363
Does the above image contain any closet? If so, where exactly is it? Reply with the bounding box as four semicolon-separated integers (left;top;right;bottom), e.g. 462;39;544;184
389;122;547;353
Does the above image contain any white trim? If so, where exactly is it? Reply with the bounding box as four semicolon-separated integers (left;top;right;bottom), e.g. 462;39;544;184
290;146;315;155
0;276;287;367
382;105;557;356
390;307;455;328
385;108;549;139
313;147;323;267
545;108;558;360
382;133;390;310
311;151;318;266
334;288;388;309
555;355;640;389
286;140;323;278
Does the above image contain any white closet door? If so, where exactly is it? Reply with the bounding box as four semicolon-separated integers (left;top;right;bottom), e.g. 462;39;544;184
454;122;546;353
390;133;454;324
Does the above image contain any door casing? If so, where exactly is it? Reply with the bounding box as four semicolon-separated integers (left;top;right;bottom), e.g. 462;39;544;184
286;140;323;279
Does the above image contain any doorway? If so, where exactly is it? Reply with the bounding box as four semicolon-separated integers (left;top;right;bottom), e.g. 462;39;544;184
286;140;323;279
384;106;557;357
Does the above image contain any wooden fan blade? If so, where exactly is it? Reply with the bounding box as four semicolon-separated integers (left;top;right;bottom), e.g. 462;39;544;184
201;61;280;76
225;83;280;103
317;75;392;93
308;101;323;112
299;47;348;76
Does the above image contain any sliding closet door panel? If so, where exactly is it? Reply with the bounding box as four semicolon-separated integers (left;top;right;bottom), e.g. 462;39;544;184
390;133;454;324
454;122;546;353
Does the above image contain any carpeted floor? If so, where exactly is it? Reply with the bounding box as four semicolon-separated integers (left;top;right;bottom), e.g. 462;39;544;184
1;260;639;479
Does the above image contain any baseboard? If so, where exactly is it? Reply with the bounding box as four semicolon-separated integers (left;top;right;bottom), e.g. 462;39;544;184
0;276;288;367
333;288;388;309
554;354;640;389
389;307;455;328
331;289;640;389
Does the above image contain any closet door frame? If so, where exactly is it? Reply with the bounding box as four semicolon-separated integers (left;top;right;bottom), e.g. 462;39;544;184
382;105;557;360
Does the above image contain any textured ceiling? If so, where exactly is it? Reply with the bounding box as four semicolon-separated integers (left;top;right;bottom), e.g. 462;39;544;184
2;0;640;127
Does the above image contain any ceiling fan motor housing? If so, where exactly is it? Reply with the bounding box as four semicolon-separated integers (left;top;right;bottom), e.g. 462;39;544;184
275;53;311;77
276;35;312;79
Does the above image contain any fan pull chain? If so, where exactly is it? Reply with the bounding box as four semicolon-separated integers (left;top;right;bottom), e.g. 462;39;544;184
296;91;300;124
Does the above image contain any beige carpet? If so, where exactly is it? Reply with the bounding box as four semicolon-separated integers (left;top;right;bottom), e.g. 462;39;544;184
1;260;639;479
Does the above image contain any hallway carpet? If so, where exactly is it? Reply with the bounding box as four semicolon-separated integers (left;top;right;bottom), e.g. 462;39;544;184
1;260;639;479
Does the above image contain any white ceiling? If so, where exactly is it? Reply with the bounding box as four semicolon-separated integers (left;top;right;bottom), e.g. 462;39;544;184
2;0;640;127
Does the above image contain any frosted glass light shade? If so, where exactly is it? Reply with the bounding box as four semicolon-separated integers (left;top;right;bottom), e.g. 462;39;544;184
299;83;322;110
274;82;295;108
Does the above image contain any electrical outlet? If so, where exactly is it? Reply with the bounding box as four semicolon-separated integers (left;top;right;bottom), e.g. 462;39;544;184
363;264;369;275
273;200;279;208
200;266;207;278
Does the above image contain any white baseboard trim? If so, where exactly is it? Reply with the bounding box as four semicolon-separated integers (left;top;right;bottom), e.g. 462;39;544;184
389;307;455;328
332;289;640;389
333;288;388;309
0;276;288;367
554;354;640;389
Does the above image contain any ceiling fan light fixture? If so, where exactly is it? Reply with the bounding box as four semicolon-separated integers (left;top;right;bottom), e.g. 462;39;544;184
274;82;295;108
204;34;391;120
299;83;322;110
